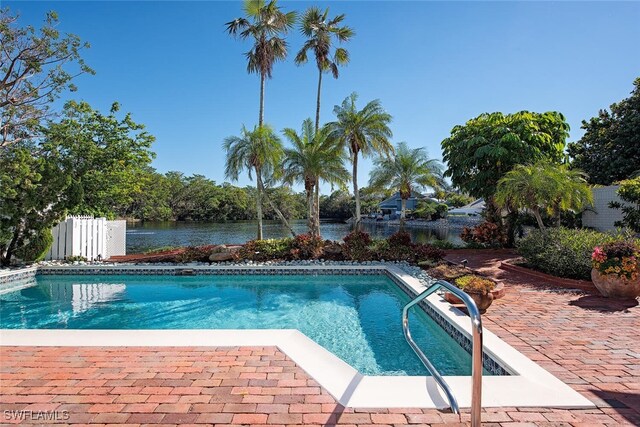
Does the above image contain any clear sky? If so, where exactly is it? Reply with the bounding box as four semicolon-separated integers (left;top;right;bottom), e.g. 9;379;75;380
6;1;640;192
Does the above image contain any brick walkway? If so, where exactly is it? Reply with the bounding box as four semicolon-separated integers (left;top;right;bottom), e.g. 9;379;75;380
1;251;639;426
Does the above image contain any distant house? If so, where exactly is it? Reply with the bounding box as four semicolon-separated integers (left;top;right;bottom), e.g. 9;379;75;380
582;186;625;231
378;191;426;217
448;199;485;216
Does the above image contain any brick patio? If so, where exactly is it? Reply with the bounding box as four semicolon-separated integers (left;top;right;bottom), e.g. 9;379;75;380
1;251;639;426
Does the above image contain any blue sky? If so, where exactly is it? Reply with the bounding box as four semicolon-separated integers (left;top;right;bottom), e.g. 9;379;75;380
7;1;640;192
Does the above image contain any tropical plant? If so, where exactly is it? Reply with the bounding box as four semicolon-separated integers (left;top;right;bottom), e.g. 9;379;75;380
455;275;496;295
223;125;294;239
368;142;443;224
568;77;640;186
495;162;593;230
295;7;354;131
610;177;640;232
441;111;569;244
328;93;393;225
281;119;349;236
225;0;296;127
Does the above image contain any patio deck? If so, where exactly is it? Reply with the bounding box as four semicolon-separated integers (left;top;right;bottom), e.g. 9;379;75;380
1;251;639;426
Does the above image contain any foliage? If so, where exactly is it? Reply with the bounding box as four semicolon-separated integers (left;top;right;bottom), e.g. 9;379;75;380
371;231;445;263
239;238;294;261
426;263;469;281
495;162;592;229
460;222;506;248
592;241;639;281
445;193;474;208
516;228;635;280
319;190;354;219
568;78;640;185
174;245;219;263
455;275;495;295
369;142;444;222
282;119;349;236
414;199;449;220
14;229;53;262
1;102;153;266
225;0;296;126
65;255;87;262
1;8;94;147
441;111;569;201
290;233;324;259
295;6;354;130
342;230;373;261
610;177;640;232
328;93;393;224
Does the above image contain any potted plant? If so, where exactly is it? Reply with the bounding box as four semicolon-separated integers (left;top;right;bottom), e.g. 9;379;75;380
445;274;496;313
591;241;640;299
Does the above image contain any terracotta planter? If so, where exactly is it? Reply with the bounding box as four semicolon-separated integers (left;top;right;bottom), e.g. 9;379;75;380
591;268;640;299
444;290;494;314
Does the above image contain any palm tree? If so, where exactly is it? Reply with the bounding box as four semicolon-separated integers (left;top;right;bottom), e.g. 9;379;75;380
495;162;593;230
226;0;296;127
295;7;354;131
224;125;295;239
282;119;349;237
328;93;393;226
369;142;444;225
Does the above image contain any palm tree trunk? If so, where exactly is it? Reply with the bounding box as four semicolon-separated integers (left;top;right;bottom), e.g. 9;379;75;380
532;207;545;230
315;70;323;132
352;151;361;227
259;72;265;127
258;176;296;237
255;167;264;240
306;186;314;234
313;181;321;237
400;198;407;227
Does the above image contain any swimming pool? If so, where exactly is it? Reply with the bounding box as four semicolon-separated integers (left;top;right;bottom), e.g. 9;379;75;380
1;273;476;376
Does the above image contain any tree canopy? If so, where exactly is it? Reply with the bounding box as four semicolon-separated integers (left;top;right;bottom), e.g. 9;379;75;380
567;77;640;185
441;111;569;200
0;8;94;147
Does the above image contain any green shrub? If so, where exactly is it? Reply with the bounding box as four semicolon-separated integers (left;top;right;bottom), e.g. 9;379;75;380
455;275;495;294
240;238;294;261
414;200;448;220
15;230;53;263
516;227;630;280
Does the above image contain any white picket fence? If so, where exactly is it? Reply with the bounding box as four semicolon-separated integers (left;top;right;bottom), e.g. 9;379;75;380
45;216;126;261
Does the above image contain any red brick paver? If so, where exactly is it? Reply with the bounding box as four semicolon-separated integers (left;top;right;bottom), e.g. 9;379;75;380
1;251;639;426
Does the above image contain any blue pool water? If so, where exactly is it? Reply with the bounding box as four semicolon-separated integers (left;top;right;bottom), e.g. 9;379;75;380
0;274;476;376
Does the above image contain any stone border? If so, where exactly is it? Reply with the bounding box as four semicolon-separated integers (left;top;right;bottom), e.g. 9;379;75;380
0;264;594;409
499;259;598;293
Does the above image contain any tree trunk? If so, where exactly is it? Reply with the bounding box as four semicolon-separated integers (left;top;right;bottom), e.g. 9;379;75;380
306;185;314;235
1;224;23;266
400;198;407;228
532;207;546;230
259;72;265;127
313;180;321;238
315;69;323;132
258;176;296;238
255;167;264;240
352;150;361;227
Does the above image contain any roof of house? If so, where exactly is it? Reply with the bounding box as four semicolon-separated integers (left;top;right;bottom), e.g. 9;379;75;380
378;191;425;209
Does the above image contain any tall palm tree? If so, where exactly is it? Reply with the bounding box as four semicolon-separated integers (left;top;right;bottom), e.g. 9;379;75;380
495;161;593;230
226;0;296;127
224;125;295;240
281;119;349;237
328;93;393;226
369;142;444;225
295;7;354;131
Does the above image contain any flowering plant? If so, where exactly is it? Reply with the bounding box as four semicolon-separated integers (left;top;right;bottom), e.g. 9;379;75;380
592;241;639;281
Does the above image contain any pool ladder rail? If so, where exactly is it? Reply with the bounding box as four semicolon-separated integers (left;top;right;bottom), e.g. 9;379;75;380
401;279;483;427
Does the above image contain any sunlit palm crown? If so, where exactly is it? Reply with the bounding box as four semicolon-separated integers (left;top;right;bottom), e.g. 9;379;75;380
225;0;296;78
328;92;393;158
223;124;284;181
295;6;354;78
495;162;593;214
281;118;350;190
369;142;444;199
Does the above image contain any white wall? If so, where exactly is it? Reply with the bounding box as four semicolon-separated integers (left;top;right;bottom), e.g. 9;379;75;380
582;185;626;231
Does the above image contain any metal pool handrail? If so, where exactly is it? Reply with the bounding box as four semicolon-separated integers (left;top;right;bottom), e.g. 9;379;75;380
401;279;483;427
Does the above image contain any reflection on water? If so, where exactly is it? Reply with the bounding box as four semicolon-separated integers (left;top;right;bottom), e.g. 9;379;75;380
126;219;466;253
47;282;126;314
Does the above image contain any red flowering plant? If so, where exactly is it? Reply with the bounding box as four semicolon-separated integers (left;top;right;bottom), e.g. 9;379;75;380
592;241;639;281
